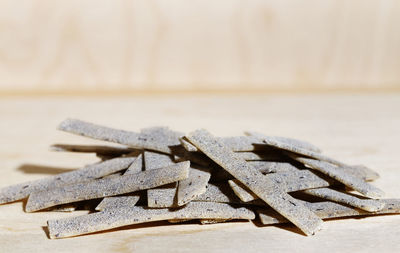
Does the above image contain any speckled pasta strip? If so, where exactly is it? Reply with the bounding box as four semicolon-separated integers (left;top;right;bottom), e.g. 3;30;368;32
303;188;385;212
125;153;143;174
144;151;179;207
139;126;184;153
211;160;376;183
50;144;135;156
173;150;213;167
339;164;380;182
183;135;263;152
195;183;242;203
234;151;286;161
210;161;299;182
147;187;177;208
144;151;175;170
58;119;182;154
177;166;211;206
47;202;255;239
95;195;141;211
249;161;300;174
148;182;248;207
180;137;198;152
228;180;258;202
58;118;141;147
263;137;375;175
227;169;331;202
258;199;400;225
0;157;136;204
146;181;263;208
186;129;323;236
246;131;322;153
219;136;261;151
264;138;344;165
96;154;144;209
25;161;190;212
100;172;124;180
294;157;384;198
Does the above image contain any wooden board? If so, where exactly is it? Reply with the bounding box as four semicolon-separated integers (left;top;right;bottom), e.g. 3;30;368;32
0;94;400;252
0;0;400;93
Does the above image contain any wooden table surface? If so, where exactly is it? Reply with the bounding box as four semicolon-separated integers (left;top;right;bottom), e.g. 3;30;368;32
1;94;399;253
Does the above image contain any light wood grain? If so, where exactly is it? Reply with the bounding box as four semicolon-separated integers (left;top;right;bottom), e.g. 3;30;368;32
0;0;399;93
0;94;400;252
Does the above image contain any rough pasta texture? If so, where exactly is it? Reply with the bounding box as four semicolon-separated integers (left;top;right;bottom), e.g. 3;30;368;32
1;119;397;239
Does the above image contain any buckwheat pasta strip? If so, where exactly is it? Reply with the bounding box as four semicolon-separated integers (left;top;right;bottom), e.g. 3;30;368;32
139;126;184;153
0;157;136;204
339;164;380;181
101;172;125;180
234;151;287;161
228;180;258;202
195;183;243;203
144;151;179;208
145;181;264;208
227;168;383;206
210;161;300;182
183;135;264;152
212;161;378;182
177;166;211;206
245;131;322;153
186;129;323;236
25;161;190;212
147;187;178;208
95;195;141;211
294;157;384;198
50;144;135;156
228;169;331;202
219;136;261;152
148;182;254;207
173;150;213;167
47;202;255;239
258;199;400;225
263;137;375;176
303;188;385;212
125;153;144;173
248;161;300;174
180;137;198;152
58;119;182;154
96;154;144;209
144;151;175;170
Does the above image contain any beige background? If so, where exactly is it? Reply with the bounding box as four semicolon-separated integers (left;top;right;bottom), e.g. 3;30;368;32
1;0;400;94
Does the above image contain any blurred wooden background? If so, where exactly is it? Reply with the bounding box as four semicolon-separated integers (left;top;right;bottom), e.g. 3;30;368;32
0;0;399;94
